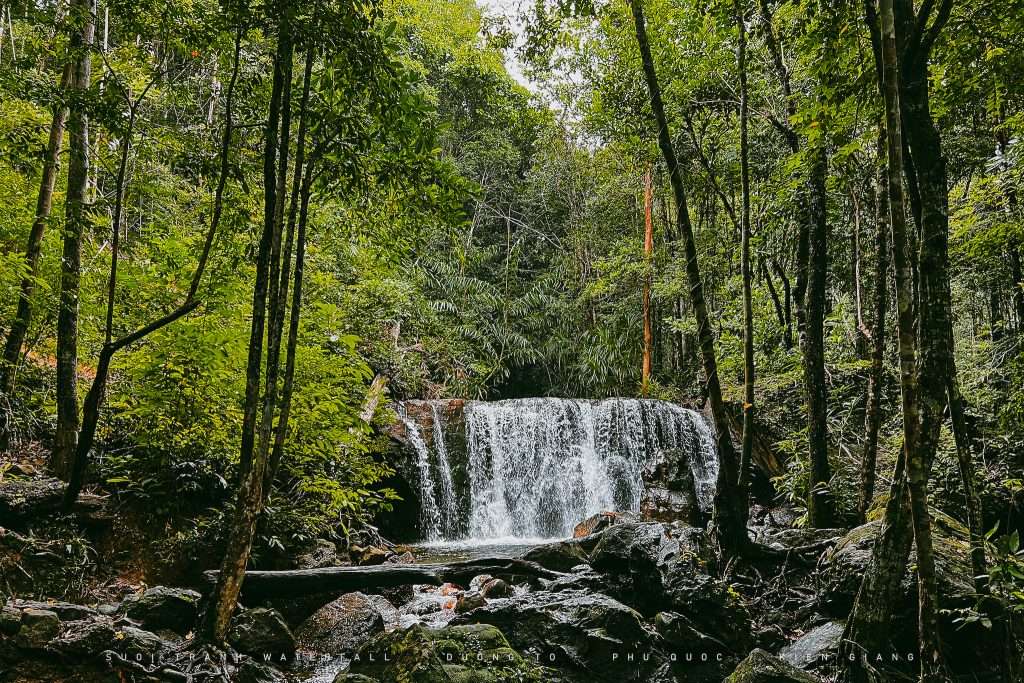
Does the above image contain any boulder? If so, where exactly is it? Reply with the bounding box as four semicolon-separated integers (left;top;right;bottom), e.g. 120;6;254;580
228;608;296;658
725;649;820;682
480;578;512;599
654;611;735;683
123;586;202;634
343;622;551;683
820;512;974;615
49;619;118;657
640;448;701;525
295;592;390;655
0;477;64;524
522;540;589;572
15;608;60;649
234;659;289;683
118;625;171;655
450;589;663;681
778;621;844;671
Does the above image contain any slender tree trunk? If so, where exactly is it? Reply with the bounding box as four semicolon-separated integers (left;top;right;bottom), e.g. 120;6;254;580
857;128;889;525
761;259;787;337
203;21;292;644
53;0;95;479
265;47;314;493
628;0;748;554
736;0;755;496
0;63;72;451
61;31;242;509
804;143;834;528
1011;248;1024;335
771;258;794;348
641;166;654;396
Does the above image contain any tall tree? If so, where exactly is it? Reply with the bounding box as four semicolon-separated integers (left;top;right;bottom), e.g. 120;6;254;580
641;165;654;396
736;0;755;496
0;62;72;451
53;0;95;478
627;0;748;553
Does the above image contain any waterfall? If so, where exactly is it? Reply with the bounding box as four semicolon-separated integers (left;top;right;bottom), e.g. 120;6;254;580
398;398;718;542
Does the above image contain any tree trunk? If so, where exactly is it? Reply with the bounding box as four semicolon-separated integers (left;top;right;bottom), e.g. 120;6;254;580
803;143;834;528
628;0;748;554
737;0;755;497
266;48;315;492
857;127;889;525
53;0;95;479
203;22;292;644
61;32;242;509
642;166;654;396
0;63;72;451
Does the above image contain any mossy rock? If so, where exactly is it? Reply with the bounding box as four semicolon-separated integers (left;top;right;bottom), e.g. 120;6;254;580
725;649;820;682
342;623;553;683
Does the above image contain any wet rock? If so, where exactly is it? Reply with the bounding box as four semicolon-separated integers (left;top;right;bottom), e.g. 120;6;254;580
523;539;589;572
123;586;201;634
295;539;341;569
725;649;820;682
469;574;493;591
1;604;21;635
820;511;974;615
343;622;551;683
778;621;844;671
573;511;626;538
480;578;511;599
450;589;663;681
654;611;735;682
228;607;296;658
640;448;701;525
454;592;485;614
765;528;844;550
234;658;288;683
15;608;59;649
296;592;388;655
542;565;611;594
386;551;415;564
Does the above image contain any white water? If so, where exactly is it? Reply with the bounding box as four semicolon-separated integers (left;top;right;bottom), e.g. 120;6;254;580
400;398;718;542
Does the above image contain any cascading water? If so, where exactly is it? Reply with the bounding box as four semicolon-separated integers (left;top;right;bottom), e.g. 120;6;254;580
397;398;718;542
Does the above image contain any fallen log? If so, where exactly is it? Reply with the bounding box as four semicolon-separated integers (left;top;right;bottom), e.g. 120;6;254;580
201;558;564;602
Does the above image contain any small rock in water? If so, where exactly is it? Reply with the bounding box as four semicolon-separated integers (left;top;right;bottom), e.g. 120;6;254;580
385;550;414;564
295;592;389;655
480;578;512;598
351;545;389;566
573;511;620;538
454;592;486;613
523;539;589;572
469;573;493;591
438;582;461;596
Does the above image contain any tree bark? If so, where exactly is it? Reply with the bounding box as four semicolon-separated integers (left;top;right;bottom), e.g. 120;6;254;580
53;0;95;479
803;143;834;528
857;128;889;526
627;0;748;554
203;20;293;644
641;166;654;396
736;0;755;498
